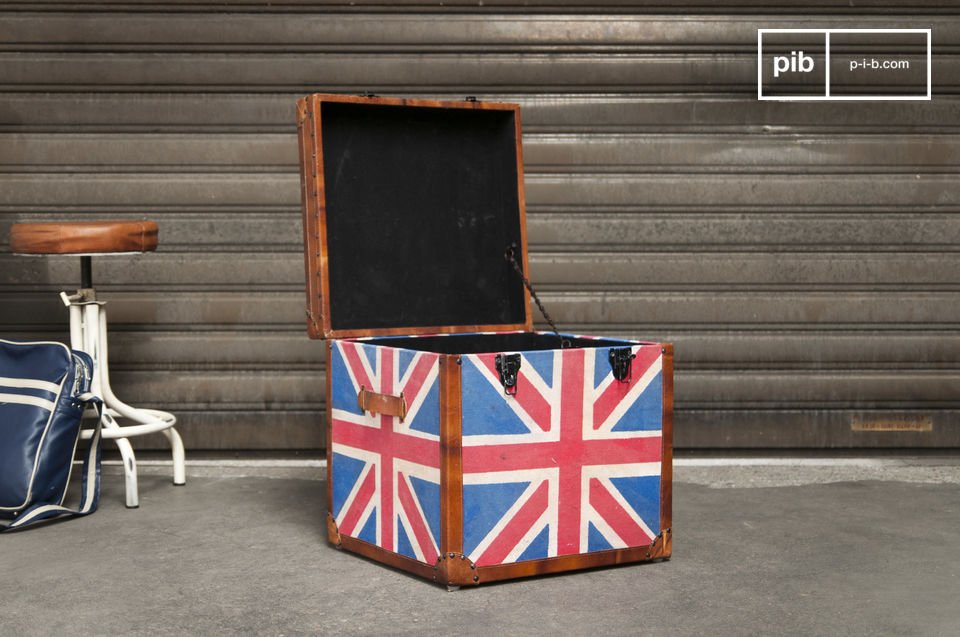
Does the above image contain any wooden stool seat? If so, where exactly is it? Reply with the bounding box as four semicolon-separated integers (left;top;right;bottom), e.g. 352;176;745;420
10;220;158;255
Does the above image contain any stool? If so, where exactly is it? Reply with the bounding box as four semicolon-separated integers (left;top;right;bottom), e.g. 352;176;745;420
10;220;186;508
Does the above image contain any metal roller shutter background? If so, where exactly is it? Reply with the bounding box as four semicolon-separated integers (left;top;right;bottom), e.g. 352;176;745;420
1;2;957;450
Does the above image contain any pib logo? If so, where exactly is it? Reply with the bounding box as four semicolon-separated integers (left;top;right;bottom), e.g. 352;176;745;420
772;50;815;78
758;29;828;99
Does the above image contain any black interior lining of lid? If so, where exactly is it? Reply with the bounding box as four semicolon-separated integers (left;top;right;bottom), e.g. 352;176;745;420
362;332;632;354
321;101;526;332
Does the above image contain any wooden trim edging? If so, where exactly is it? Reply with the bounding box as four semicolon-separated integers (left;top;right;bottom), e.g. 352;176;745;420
661;343;674;558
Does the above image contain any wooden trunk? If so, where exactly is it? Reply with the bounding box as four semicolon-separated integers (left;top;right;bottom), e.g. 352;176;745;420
297;94;673;588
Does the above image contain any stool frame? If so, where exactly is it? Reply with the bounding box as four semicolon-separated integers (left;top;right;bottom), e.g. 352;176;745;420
65;274;185;508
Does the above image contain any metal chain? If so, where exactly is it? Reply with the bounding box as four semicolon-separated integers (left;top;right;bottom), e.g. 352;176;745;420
505;245;571;348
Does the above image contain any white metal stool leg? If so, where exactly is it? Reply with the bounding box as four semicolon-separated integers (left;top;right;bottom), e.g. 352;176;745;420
104;412;141;508
81;302;141;508
95;308;185;486
68;290;186;507
161;428;187;486
68;299;144;503
68;302;83;353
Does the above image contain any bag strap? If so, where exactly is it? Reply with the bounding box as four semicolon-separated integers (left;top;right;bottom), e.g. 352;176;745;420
1;395;103;532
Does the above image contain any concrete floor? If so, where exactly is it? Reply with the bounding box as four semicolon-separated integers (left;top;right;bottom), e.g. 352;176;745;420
3;458;959;637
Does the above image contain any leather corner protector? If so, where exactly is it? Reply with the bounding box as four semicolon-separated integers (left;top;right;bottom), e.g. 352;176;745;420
648;527;672;560
306;310;323;338
327;513;342;548
433;552;479;587
296;99;309;124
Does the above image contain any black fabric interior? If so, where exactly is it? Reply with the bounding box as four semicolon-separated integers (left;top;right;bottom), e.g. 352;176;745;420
363;332;630;354
321;100;527;332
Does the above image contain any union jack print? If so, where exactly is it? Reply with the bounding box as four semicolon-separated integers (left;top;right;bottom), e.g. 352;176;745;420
329;341;442;564
461;344;663;566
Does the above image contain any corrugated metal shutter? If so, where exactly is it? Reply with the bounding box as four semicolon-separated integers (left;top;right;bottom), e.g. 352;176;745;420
1;2;957;449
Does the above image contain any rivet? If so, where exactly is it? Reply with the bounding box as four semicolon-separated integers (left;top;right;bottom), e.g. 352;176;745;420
473;575;479;582
470;564;476;570
449;552;455;558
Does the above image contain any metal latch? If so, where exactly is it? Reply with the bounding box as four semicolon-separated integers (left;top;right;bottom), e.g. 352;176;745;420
495;354;521;396
609;347;636;383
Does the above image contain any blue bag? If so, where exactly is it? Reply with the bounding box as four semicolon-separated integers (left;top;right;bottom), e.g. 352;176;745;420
0;339;103;531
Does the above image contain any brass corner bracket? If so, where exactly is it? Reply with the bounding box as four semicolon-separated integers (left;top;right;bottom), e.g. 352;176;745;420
434;552;479;589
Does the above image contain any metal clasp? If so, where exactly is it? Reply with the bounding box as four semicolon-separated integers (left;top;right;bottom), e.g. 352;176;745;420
495;354;521;396
609;347;636;383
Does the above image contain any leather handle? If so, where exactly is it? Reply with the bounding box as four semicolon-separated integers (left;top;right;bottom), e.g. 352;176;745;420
358;386;407;421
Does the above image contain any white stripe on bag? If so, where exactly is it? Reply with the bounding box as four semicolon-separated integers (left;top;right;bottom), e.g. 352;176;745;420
0;392;56;412
0;376;61;394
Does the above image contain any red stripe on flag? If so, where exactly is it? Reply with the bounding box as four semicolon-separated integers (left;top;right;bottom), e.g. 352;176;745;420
462;436;661;473
339;341;374;392
380;347;395;553
338;467;376;537
398;353;436;408
593;347;661;429
397;472;439;563
592;380;632;430
589;477;654;546
632;346;663;378
557;348;585;555
477;480;550;566
477;354;552;432
332;418;441;464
